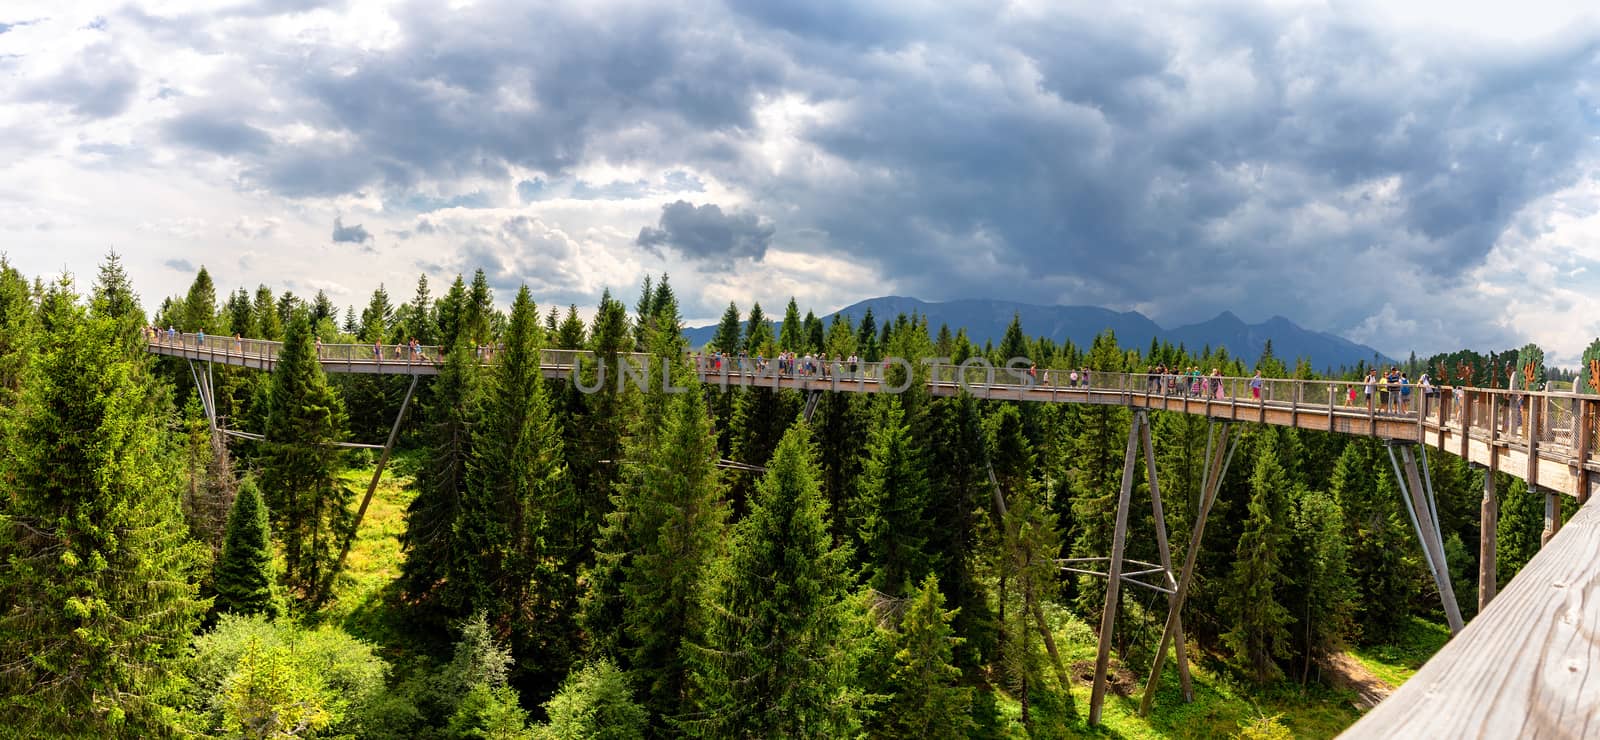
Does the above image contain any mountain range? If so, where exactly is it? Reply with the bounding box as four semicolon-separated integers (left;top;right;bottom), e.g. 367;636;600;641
683;296;1394;372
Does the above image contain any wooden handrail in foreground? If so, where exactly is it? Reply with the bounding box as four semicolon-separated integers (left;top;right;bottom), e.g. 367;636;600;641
1343;496;1600;738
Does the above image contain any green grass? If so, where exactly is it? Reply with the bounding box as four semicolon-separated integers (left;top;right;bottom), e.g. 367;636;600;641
1347;617;1451;687
303;451;419;645
984;603;1363;739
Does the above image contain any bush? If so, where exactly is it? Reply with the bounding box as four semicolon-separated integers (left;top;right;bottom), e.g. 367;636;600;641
186;614;390;737
1235;712;1294;740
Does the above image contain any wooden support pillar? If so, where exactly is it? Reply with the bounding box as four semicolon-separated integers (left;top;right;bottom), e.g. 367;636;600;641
1138;416;1193;701
1140;422;1237;716
1479;466;1498;612
1090;412;1144;726
1542;489;1562;547
319;374;420;606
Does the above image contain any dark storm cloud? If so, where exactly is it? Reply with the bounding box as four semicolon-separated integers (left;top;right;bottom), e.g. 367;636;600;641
331;217;373;246
165;111;271;154
144;0;1600;353
22;42;139;118
637;200;774;264
210;0;783;198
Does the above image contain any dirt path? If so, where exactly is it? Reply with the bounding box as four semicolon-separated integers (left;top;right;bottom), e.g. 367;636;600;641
1322;652;1394;710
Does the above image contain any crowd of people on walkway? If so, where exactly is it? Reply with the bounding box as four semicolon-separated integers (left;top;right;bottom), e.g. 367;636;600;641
693;350;875;381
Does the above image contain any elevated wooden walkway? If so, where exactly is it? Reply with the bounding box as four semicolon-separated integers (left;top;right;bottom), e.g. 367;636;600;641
147;333;1598;500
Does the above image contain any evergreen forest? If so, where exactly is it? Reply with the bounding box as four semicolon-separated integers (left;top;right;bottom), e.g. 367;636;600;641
1;254;1588;739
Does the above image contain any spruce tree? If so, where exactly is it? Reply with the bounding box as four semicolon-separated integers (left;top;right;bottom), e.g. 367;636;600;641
853;395;935;596
556;304;587;349
462;286;576;693
403;273;437;345
539;659;648;740
252;285;282;340
1285;488;1355;682
743;302;771;354
924;391;995;671
1497;477;1543;586
685;425;860;736
1221;432;1293;684
710;302;741;353
398;339;482;631
0;256;36;398
586;383;728;727
879;574;975;739
1331;440;1421;643
435;274;469;348
259;310;350;599
0;280;207;734
214;479;277;618
465;269;494;346
182;266;219;333
779;297;803;351
91;249;144;326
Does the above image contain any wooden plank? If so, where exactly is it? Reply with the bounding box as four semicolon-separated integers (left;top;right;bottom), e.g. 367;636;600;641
1342;497;1600;738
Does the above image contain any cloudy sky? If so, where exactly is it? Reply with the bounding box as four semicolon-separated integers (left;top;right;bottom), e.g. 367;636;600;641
3;1;1599;362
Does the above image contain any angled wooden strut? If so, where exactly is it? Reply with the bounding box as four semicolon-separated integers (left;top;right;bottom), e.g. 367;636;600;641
1388;442;1465;634
1089;410;1146;725
1140;420;1237;715
318;374;420;606
1138;413;1191;705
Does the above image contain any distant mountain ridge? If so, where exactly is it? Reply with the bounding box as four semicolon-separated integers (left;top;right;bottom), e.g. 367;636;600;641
683;296;1393;372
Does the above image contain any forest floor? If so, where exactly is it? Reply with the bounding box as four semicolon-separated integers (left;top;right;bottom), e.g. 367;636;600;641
319;459;1447;738
1346;617;1452;688
1321;652;1391;709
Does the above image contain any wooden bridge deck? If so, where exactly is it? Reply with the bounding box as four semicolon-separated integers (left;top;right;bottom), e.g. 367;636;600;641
147;333;1599;499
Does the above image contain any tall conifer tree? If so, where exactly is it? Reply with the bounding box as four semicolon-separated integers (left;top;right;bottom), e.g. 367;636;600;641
259;310;350;599
588;383;729;729
0;280;206;734
214;479;277;617
854;395;935;596
685;425;859;736
1221;431;1293;683
462;286;576;693
398;339;482;631
879;574;975;739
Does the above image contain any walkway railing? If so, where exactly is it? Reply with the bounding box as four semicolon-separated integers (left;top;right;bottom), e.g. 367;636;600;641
145;331;1598;474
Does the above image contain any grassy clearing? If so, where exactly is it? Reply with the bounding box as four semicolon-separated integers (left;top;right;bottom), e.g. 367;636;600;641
983;603;1363;739
305;450;419;644
1346;616;1451;687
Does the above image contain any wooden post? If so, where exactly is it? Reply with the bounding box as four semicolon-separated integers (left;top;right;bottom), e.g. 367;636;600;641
319;374;419;606
1527;395;1541;489
1138;416;1193;701
1479;466;1498;612
1140;422;1236;715
1090;412;1144;726
1578;398;1593;505
1541;489;1561;547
